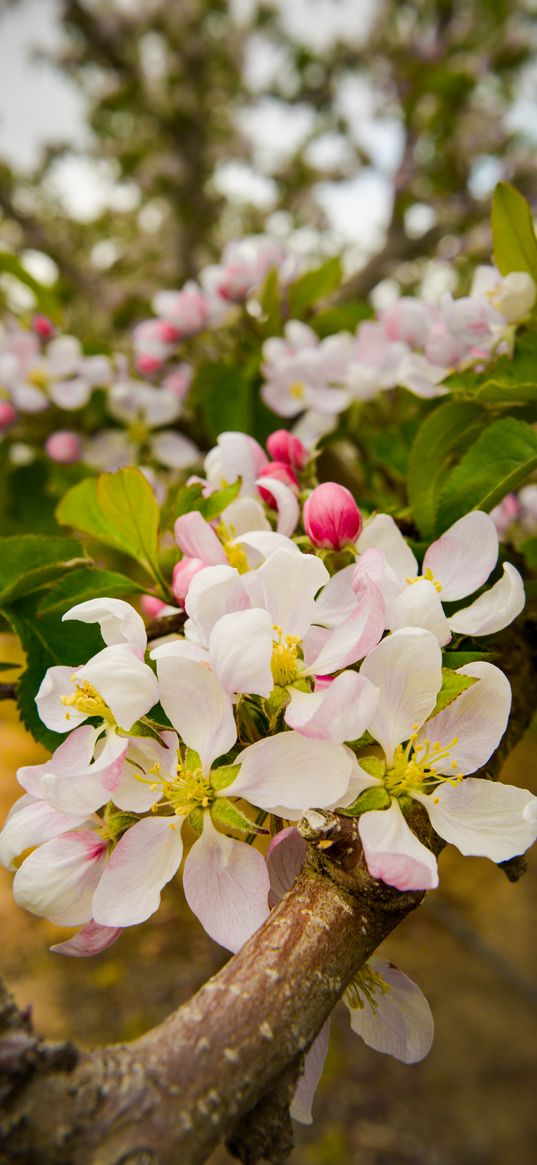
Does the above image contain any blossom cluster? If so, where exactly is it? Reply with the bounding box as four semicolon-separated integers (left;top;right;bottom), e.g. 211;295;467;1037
2;425;536;1111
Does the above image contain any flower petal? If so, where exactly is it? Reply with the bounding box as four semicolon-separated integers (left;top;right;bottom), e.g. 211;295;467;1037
63;598;147;651
256;475;300;536
92;817;184;926
413;779;537;861
346;956;434;1063
209;608;274;697
285;672;379;743
154;655;236;771
309;581;385;673
266;826;307;906
0;795;88;871
423;511;498;600
39;732;128;815
415;661;511;775
185;564;252;645
290;1020;331;1124
50;920;122;957
174;511;227;564
17;724;97;796
357;514;417;583
232;733;354;814
358;800;439;891
448;562;525;636
257;549;329;639
183;814;270;951
360;629;442;765
36;665;87;733
78;644;159;730
387;579;452;647
13;829;107;925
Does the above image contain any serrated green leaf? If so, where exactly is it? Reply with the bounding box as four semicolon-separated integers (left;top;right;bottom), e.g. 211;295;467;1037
56;476;123;547
211;797;267;835
339;786;391;816
97;468;161;578
446;334;537;404
437;418;537;530
407;402;484;539
0;535;87;606
288;257;343;317
173;482;206;518
491;182;537;280
117;719;166;744
428;668;479;719
37;567;145;616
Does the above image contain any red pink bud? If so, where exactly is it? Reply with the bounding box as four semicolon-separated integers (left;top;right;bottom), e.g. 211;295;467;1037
0;401;17;431
257;460;298;507
44;430;83;464
266;429;308;470
140;595;167;619
172;557;206;606
303;482;362;549
32;314;55;340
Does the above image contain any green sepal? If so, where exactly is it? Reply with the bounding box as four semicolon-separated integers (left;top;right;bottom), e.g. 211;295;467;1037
339;786;391;817
117;718;167;744
211;797;268;835
236;694;269;743
103;803;141;842
185;748;202;770
348;730;375;750
428;668;479;719
211;763;241;791
358;755;387;780
188;808;204;834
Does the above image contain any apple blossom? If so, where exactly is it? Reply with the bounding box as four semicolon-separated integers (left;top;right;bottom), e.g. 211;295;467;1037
266;428;309;470
303;482;362;550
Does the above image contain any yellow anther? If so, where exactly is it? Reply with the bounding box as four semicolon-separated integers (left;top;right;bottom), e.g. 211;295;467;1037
27;366;50;390
60;679;114;722
271;628;301;687
289;381;306;401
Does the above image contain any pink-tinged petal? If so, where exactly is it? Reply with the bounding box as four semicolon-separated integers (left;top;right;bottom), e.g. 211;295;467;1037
77;644;159;730
17;724;97;795
360;629;442;765
313;564;360;627
285;672;379;743
267;827;307;906
290;1020;331;1125
63;598;146;651
309;581;385;673
354;548;403;607
39;731;128;816
112;731;178;812
413;779;537;862
155;656;236;771
13;829;108;926
36;665;87;733
415;661;511;775
346;956;434;1063
449;563;525;636
92;817;183;927
0;796;88;870
357;514;417;584
256;475;300;536
183;815;270;951
209;608;274;697
51;920;122;957
358;801;439;891
423;512;498;600
388;579;451;646
232;733;354;814
174;511;227;564
185;565;252;644
257;550;329;639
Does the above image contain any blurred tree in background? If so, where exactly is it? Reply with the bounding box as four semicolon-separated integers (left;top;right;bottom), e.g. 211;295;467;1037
1;0;537;340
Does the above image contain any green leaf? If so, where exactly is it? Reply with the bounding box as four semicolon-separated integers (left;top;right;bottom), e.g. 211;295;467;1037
173;482;206;518
56;477;130;551
97;469;161;578
259;266;282;333
211;763;241;791
38;567;146;615
311;299;371;338
339;786;391;816
288;257;343;317
407;402;484;539
428;668;479;719
202;482;242;521
491;182;537;280
0;535;87;606
446;333;537;404
1;593;102;749
194;362;253;440
521;536;537;569
211;797;267;835
437;417;537;530
442;651;497;668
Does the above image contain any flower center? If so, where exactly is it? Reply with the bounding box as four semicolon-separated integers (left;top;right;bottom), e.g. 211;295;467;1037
384;730;462;797
61;678;114;723
215;521;249;573
406;566;442;593
271;625;301;686
149;756;215;816
128;418;150;445
344;963;390;1012
27;366;50;391
289;380;306;401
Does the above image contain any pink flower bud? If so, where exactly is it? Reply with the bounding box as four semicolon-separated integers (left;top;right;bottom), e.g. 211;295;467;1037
303;483;362;550
44;430;83;464
172;557;207;606
32;314;55;341
0;401;17;431
140;595;167;619
159;322;181;344
163;363;193;401
136;353;164;376
266;429;308;470
257;460;298;507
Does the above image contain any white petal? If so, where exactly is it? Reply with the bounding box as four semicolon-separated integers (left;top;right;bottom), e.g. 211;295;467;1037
360;629;442;765
358;801;439;891
221;496;270;535
92;816;183;926
155;655;236;771
209;608;274;697
313;564;359;627
256;475;299;536
257;550;329;639
112;731;178;812
232;733;354;813
0;795;87;870
449;563;525;636
36;665;87;733
39;731;128;816
285;672;379;743
78;645;159;730
290;1021;331;1124
233;530;300;568
13;829;107;925
266;826;307;905
17;724;97;796
183;814;270;951
50;920;122;957
309;583;385;674
413;779;537;862
185;564;251;644
423;511;498;600
346;956;434;1063
63;598;147;651
387;579;452;646
358;514;417;583
415;661;511;775
150;430;199;469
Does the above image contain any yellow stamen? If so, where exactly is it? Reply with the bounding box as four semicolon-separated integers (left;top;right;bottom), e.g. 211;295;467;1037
61;678;114;723
344;963;390;1012
271;625;301;686
26;366;50;390
289;381;306;401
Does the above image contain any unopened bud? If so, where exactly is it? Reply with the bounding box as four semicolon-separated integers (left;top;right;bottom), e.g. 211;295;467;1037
172;557;206;606
303;482;362;550
257;460;298;507
0;401;17;431
266;429;308;470
32;314;55;340
140;595;166;619
44;430;82;464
